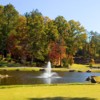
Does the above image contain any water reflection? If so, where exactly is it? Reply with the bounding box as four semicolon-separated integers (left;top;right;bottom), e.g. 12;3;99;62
42;77;61;84
42;78;52;84
0;71;100;85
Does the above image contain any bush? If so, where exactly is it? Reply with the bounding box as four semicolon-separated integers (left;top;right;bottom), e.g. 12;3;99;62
91;58;95;64
69;57;74;65
31;62;36;67
0;55;3;61
89;63;93;67
89;58;95;68
62;58;69;68
6;54;12;62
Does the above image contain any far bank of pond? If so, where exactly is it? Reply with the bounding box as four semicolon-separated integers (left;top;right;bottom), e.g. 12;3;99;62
0;63;100;72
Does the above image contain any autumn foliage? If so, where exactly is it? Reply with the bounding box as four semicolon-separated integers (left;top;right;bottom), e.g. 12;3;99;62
0;4;100;67
49;42;67;66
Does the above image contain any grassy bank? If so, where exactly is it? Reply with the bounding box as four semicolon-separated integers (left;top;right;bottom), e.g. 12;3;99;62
0;84;100;100
0;64;100;72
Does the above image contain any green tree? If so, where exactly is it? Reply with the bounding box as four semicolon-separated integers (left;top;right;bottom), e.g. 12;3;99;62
44;17;59;60
54;16;70;66
7;15;28;63
0;5;4;58
25;10;46;64
66;20;86;65
0;4;19;57
89;31;100;58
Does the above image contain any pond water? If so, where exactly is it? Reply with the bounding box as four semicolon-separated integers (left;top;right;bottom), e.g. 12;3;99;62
0;71;100;85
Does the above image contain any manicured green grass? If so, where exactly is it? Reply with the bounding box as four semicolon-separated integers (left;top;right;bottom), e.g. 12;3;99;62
0;67;40;71
71;64;89;70
92;64;100;67
94;76;100;83
0;84;100;100
0;63;100;72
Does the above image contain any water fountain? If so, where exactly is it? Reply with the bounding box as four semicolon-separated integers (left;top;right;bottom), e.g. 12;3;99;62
39;61;60;78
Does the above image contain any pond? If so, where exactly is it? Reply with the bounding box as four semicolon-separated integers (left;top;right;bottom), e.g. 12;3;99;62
0;70;100;85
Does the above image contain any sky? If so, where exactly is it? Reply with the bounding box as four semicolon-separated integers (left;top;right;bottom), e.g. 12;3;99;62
0;0;100;33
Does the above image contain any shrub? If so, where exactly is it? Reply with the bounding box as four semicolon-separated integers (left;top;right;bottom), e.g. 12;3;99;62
0;55;3;61
62;58;69;68
6;54;12;62
89;58;95;68
31;62;36;67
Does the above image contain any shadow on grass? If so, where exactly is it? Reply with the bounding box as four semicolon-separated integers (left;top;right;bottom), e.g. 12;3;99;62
28;97;96;100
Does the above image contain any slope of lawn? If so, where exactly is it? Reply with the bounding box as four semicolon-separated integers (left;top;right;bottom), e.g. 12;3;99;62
0;63;90;71
0;63;100;72
0;84;100;100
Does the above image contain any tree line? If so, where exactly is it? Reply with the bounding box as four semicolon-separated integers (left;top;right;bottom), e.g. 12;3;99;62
0;4;100;67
